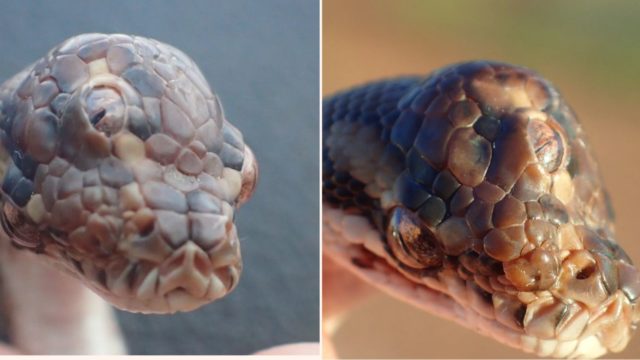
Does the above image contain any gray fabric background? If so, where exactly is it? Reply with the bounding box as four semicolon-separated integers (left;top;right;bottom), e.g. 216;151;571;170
0;0;319;354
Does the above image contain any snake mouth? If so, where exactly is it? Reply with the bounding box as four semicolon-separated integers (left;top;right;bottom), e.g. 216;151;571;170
64;219;242;314
323;204;640;358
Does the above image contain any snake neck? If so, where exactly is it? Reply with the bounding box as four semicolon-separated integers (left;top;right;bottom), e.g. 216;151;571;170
0;67;33;183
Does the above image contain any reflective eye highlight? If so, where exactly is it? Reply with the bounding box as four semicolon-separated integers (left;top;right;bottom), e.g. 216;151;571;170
386;206;443;269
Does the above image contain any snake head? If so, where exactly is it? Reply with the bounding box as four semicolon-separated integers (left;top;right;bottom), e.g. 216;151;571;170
0;34;258;313
324;61;640;356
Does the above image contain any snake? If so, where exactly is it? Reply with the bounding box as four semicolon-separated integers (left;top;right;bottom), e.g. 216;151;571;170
0;33;257;353
322;61;640;358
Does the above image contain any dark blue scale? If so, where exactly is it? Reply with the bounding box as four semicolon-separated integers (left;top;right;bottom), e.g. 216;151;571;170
323;77;421;230
322;156;373;213
406;149;437;187
409;87;438;113
390;111;421;153
12;150;38;180
127;112;152;140
393;171;430;210
0;126;37;208
2;161;34;207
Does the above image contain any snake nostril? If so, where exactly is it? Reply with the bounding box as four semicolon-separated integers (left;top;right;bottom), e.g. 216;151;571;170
140;223;155;236
132;208;156;240
576;264;596;280
139;221;154;237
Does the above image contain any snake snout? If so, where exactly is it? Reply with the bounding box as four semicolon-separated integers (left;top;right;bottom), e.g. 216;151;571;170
157;238;240;312
100;177;243;313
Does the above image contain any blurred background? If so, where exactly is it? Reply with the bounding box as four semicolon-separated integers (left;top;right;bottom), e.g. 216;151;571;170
0;0;319;354
324;0;640;358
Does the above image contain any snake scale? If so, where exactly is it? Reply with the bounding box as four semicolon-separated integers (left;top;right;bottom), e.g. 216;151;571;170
0;34;257;353
323;61;640;358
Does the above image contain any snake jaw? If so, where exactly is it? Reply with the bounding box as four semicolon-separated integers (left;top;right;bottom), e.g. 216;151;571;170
325;204;639;358
95;227;241;314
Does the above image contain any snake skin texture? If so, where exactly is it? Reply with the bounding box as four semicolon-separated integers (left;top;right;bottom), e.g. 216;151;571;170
0;34;258;313
323;61;640;357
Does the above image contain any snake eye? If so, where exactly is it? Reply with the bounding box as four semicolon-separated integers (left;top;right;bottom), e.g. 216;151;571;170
528;119;566;173
386;206;443;269
85;86;125;135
